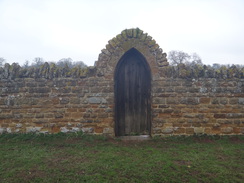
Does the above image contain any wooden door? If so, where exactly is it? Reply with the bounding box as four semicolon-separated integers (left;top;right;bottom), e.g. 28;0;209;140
115;48;151;136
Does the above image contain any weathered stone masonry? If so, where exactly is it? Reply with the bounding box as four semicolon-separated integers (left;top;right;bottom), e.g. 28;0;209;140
0;28;243;135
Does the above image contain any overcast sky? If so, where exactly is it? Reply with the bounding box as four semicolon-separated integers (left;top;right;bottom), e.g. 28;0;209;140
0;0;243;66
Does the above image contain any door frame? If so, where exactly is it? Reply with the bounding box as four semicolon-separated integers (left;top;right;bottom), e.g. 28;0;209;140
114;48;151;136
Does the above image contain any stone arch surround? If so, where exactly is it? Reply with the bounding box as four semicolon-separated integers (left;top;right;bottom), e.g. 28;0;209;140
95;28;168;79
95;28;169;136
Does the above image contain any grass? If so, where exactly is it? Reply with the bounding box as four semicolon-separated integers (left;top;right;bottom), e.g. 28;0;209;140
0;133;243;183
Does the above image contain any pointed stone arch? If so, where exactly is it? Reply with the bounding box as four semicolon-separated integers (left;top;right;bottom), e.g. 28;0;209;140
95;28;168;79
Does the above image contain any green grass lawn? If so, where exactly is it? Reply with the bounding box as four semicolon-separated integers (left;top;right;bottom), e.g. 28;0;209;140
0;133;243;183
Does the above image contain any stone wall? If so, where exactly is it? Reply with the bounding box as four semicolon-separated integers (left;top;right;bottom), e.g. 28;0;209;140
0;76;114;134
152;78;244;135
0;28;243;136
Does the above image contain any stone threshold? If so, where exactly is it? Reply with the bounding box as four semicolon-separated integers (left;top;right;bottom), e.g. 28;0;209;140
118;135;151;141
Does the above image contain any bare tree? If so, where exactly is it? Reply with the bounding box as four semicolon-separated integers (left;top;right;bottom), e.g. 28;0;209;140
57;58;87;68
27;57;87;68
0;57;5;67
189;53;202;65
73;61;87;68
168;50;202;66
212;63;221;69
23;60;30;68
168;50;190;65
57;58;73;68
32;57;45;67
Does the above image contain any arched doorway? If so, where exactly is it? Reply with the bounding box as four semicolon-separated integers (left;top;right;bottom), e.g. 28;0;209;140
115;48;151;136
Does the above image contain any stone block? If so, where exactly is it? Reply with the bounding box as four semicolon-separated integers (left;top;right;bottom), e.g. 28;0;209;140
229;98;238;104
152;127;161;134
82;127;94;133
175;87;187;93
238;98;244;104
183;80;193;87
44;113;54;118
55;112;64;118
162;109;174;114
221;127;233;134
174;128;185;134
217;120;233;124
158;105;170;108
194;127;205;134
211;98;219;104
0;114;13;119
72;113;83;118
87;97;107;104
153;98;166;104
126;29;133;38
80;119;93;123
183;114;195;118
71;127;80;132
103;127;113;134
180;97;199;105
71;86;83;93
33;119;49;124
98;113;108;118
162;127;173;134
186;128;194;134
140;32;147;41
70;98;81;104
0;127;6;134
219;98;228;105
165;88;175;92
105;108;112;113
233;120;241;124
36;113;44;118
60;98;69;104
214;114;226;118
152;109;162;113
200;98;210;104
16;123;22;128
241;127;244;134
29;87;50;93
211;126;221;134
102;49;111;56
67;108;77;113
26;127;42;133
233;127;241;134
26;82;37;87
60;127;69;133
226;113;243;119
108;39;117;48
188;87;199;93
39;131;49;134
166;98;179;104
199;87;208;93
